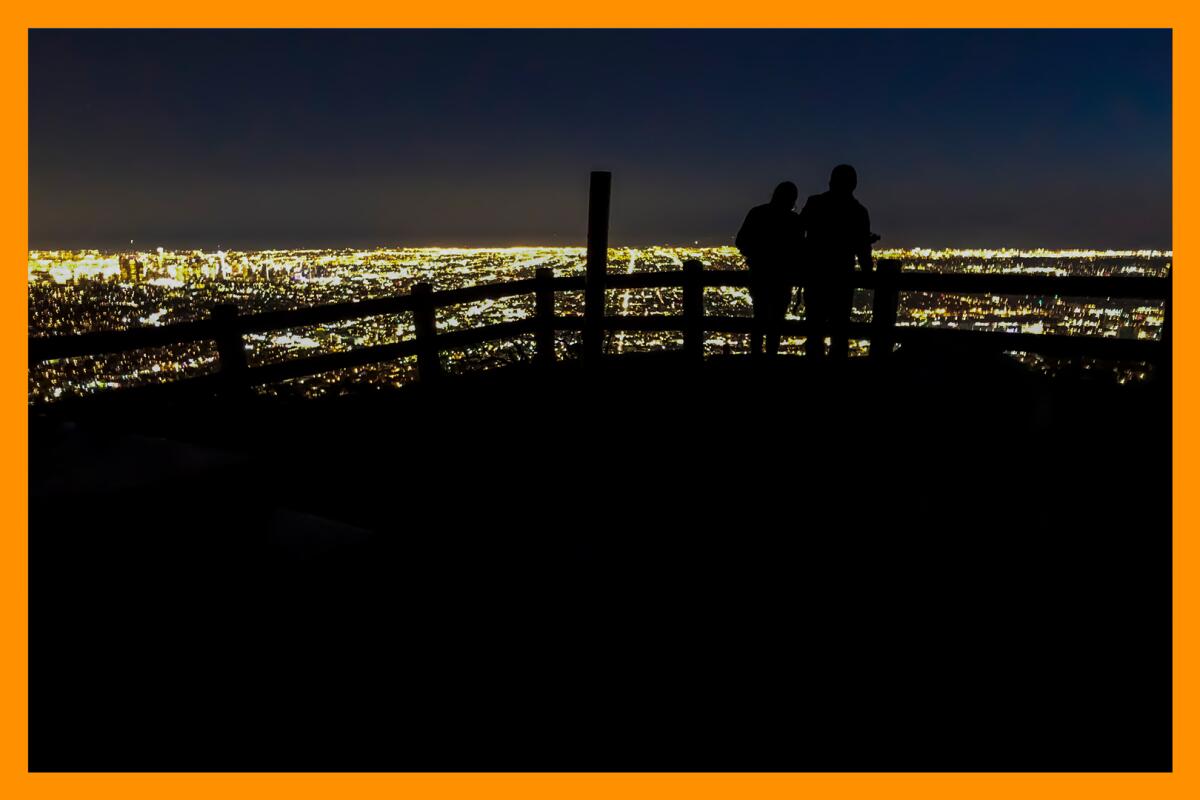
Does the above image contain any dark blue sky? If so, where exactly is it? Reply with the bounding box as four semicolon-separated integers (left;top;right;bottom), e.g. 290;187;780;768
29;29;1171;249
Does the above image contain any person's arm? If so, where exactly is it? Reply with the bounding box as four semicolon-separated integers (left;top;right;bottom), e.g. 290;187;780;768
790;202;812;313
796;196;812;238
735;209;758;262
856;206;874;273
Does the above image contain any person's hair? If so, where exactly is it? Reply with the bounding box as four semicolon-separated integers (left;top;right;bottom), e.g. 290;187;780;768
829;164;858;193
771;181;799;208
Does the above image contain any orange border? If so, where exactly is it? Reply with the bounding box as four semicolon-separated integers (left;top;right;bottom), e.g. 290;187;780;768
3;6;1194;799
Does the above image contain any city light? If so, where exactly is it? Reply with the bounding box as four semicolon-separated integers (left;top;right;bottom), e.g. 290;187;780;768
28;246;1171;402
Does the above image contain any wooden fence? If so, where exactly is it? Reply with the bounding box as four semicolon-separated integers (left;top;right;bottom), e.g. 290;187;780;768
28;172;1171;400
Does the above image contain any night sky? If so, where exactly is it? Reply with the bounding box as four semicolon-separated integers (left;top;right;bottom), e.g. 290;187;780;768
29;29;1171;250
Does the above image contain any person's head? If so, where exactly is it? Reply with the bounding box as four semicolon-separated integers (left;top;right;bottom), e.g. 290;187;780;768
770;181;799;209
829;164;858;195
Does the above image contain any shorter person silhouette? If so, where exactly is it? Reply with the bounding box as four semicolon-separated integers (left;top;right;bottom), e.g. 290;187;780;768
735;182;802;357
797;165;876;360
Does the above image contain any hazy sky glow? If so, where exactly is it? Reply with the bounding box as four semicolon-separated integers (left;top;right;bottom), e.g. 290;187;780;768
30;29;1171;250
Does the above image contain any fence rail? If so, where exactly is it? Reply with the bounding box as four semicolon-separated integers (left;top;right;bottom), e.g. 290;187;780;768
28;171;1170;401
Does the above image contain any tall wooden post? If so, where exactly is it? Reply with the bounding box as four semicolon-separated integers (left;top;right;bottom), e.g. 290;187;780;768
411;282;441;382
211;303;249;393
584;171;611;363
683;260;704;363
534;266;556;367
870;259;901;362
1161;264;1172;387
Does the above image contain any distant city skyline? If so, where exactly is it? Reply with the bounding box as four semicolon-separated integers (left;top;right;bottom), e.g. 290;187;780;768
28;245;1169;403
30;29;1171;250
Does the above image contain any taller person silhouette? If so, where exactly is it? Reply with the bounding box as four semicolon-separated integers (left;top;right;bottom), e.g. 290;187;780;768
798;165;877;360
736;181;803;356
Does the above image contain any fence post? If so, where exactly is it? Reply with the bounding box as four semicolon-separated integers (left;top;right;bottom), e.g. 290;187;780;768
411;282;441;382
584;170;611;364
870;259;901;362
1160;265;1172;386
683;260;704;363
210;303;249;393
534;267;557;367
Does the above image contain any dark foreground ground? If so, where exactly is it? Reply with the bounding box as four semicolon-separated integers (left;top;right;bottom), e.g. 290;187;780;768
29;350;1171;771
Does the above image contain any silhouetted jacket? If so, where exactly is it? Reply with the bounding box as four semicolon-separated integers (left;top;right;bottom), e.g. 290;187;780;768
798;191;873;274
735;203;803;287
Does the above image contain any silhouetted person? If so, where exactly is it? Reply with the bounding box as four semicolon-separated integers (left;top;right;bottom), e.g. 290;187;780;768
736;182;802;356
797;165;876;360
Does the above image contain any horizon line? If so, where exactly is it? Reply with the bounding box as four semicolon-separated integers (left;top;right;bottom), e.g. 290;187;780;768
28;244;1176;256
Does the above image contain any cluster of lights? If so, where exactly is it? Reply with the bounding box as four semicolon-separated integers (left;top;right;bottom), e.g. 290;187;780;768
28;246;1170;402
